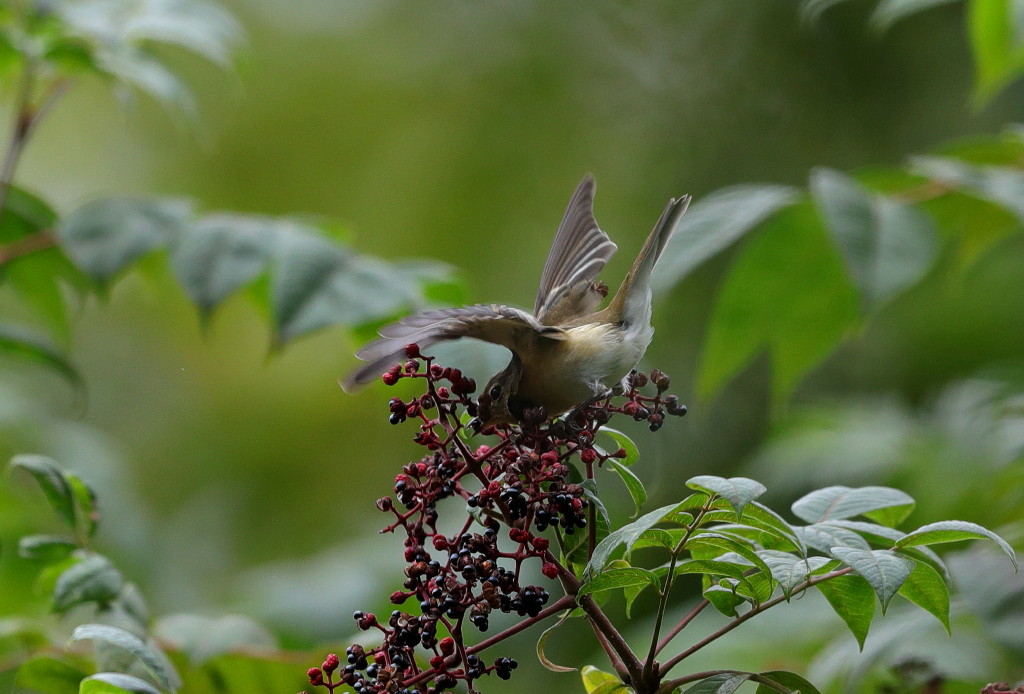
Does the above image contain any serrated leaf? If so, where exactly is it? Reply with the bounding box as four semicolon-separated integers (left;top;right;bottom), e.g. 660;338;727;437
811;168;938;309
757;551;833;595
897;559;951;633
894;520;1018;569
18;534;77;562
830;548;914;613
868;0;959;33
791;486;915;526
58;197;192;282
815;573;875;648
170;214;273;316
597;427;639;467
577;565;660;597
604;458;646;517
754;669;823;694
69;624;181;692
535;610;576;673
687;475;766;517
15;654;89;694
689;532;773;576
652;184;798;294
80;672;162;694
698;201;859;402
53;554;124;613
0;325;82;389
795;523;871;554
9;454;77;527
682;672;751;694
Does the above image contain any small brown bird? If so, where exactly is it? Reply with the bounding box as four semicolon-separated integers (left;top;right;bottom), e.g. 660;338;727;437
343;175;690;425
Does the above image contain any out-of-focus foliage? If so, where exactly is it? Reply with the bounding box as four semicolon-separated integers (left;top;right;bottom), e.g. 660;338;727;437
0;0;1023;693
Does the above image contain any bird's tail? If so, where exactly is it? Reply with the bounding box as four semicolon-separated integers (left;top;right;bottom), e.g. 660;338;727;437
611;193;691;324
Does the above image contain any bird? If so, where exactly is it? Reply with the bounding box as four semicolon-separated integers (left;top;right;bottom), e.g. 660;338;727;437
343;175;691;426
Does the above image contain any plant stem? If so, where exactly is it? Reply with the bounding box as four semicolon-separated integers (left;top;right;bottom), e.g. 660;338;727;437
642;503;710;681
654;598;709;655
577;594;644;686
0;229;56;265
657;566;854;677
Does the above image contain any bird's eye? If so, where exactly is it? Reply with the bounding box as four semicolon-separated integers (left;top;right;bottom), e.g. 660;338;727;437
489;384;502;399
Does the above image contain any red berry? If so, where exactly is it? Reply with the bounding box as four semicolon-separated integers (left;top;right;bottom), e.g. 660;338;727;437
429;655;445;669
433;535;449;551
307;667;324;686
382;371;399;386
322;653;340;673
439;637;456;656
532;537;550;551
580;448;597;464
542;563;559;579
404;343;422;359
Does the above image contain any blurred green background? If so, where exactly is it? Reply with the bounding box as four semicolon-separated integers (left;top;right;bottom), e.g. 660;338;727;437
2;0;1024;691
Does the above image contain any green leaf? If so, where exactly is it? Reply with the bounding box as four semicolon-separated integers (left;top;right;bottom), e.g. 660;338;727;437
968;0;1024;105
0;324;82;388
689;532;774;578
271;227;419;342
791;486;915;526
18;534;77;562
67;473;100;539
581;665;629;694
704;500;805;552
53;554;124;613
15;654;89;694
868;0;959;33
597;427;639;467
815;573;876;648
169;214;273;316
681;672;751;694
603;458;646;517
687;475;766;517
704;583;746;617
810;168;938;309
794;523;871;554
893;520;1018;569
584;502;687;578
698;201;859;402
652;184;798;294
58;197;193;282
69;624;181;692
756;551;833;595
829;548;914;613
80;673;162;694
897;559;951;633
912;155;1024;222
9;454;77;527
577;564;660;598
754;670;823;694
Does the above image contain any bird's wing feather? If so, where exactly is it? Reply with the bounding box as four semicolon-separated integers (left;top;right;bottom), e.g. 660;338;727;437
343;304;557;391
534;175;618;324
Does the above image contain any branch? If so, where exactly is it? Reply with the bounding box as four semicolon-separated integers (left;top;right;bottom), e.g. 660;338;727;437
658;566;854;676
0;229;57;265
655;598;709;655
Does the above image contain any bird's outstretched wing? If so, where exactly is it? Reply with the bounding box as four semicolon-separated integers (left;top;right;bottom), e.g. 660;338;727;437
533;175;618;325
342;304;560;391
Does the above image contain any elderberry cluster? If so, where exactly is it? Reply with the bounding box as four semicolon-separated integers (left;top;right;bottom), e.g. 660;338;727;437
305;344;685;693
